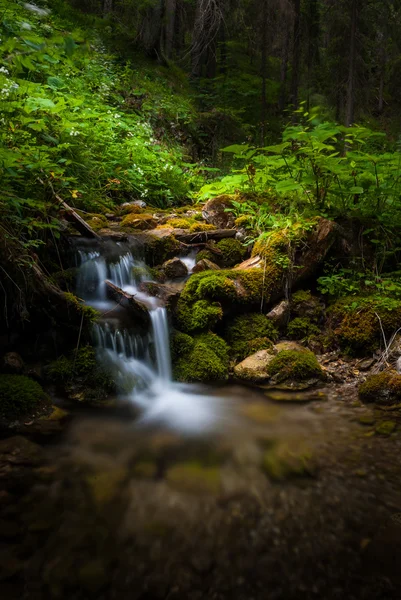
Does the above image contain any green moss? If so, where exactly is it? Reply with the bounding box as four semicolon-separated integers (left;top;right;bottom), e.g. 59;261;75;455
215;238;246;267
85;214;108;232
359;371;401;405
189;222;215;232
47;346;116;404
165;218;193;229
170;330;195;361
329;296;401;355
224;313;278;360
287;317;320;340
234;215;252;228
51;267;78;291
175;298;223;333
292;290;313;304
64;292;98;322
195;249;216;263
131;266;150;282
174;333;229;383
291;290;323;322
0;375;48;419
267;349;323;382
121;213;155;228
142;233;181;266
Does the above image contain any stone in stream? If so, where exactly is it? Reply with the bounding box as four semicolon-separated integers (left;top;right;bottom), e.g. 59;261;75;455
161;257;188;279
234;350;275;383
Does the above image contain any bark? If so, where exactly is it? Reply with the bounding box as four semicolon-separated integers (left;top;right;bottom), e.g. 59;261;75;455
164;0;177;58
345;0;358;127
260;0;268;145
103;0;113;15
279;28;290;111
290;0;301;109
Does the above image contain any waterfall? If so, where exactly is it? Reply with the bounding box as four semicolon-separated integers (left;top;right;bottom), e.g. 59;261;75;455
75;242;226;433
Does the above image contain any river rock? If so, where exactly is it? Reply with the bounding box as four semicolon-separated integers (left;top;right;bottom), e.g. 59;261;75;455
234;349;275;383
273;341;305;353
192;258;221;273
161;257;188;279
1;352;24;374
266;300;290;329
202;196;236;229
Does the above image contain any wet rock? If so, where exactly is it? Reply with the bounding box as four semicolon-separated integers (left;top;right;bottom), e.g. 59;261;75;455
166;462;221;495
161;257;188;279
273;341;305;353
202;195;236;229
262;441;316;481
375;421;396;435
357;358;376;371
234;350;275;383
265;390;327;403
2;352;24;374
192;258;221;273
139;281;183;311
266;300;290;329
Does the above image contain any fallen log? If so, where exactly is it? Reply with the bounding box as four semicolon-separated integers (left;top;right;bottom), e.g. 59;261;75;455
106;281;150;324
38;177;101;239
174;229;237;244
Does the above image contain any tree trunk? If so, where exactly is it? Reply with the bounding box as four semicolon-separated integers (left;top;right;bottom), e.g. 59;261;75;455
279;28;290;111
103;0;113;15
260;0;268;144
345;0;358;126
290;0;301;110
164;0;176;58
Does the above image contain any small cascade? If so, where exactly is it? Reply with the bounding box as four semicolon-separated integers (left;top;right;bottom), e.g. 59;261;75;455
75;242;226;433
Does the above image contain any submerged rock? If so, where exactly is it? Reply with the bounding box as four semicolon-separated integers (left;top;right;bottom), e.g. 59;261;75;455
234;350;275;383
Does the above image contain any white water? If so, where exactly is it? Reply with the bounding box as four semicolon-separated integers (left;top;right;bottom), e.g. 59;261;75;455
76;245;227;433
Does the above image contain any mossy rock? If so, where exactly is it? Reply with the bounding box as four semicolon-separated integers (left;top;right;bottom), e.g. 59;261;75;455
175;298;223;333
51;267;78;291
139;231;181;266
173;332;229;383
215;238;246;267
85;214;108;232
165;217;194;229
287;317;320;340
376;420;397;436
291;290;323;322
195;249;219;264
0;375;49;420
224;313;279;361
359;371;401;405
329;296;401;355
166;461;221;495
46;346;116;404
267;349;324;383
121;213;157;230
170;330;195;362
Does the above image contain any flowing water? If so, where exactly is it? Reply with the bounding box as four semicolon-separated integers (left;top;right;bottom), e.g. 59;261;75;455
76;243;229;434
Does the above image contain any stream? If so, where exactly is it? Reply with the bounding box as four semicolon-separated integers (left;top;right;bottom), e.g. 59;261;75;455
1;242;401;598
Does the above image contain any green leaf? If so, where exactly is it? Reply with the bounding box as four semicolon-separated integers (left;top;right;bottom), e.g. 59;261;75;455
349;186;364;194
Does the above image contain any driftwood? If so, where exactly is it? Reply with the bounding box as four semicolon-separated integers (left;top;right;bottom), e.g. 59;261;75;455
106;281;150;324
174;229;237;244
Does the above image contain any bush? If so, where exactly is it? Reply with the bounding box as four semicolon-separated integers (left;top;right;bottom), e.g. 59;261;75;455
0;375;48;419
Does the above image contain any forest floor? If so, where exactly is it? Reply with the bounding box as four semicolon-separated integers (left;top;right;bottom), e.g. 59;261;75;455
1;380;401;600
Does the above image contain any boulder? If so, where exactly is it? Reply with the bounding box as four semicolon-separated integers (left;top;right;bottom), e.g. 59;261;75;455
266;301;290;329
2;352;24;374
202;195;236;229
139;282;184;311
161;257;188;279
234;350;275;383
192;258;221;273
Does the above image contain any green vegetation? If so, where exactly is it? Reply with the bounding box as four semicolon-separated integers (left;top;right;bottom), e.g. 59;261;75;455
47;346;115;403
0;375;48;419
267;350;323;383
173;332;229;383
224;313;278;361
287;318;320;341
